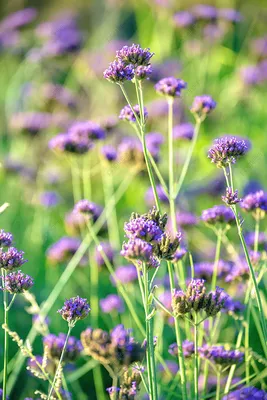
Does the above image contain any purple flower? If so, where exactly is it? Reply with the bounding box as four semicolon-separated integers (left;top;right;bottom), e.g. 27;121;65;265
172;279;207;316
173;11;196;28
39;191;60;208
111;265;138;285
1;270;33;294
222;188;241;205
222;297;245;314
100;294;124;313
218;8;242;23
10;112;52;136
169;340;194;358
176;211;197;228
35;16;83;57
49;132;93;155
0;230;13;247
0;8;37;31
199;345;244;366
124;216;163;243
150;59;182;83
58;296;90;324
46;237;85;265
43;333;82;363
106;387;120;396
190;95;217;116
158;290;172;311
208;136;248;168
225;259;250;282
110;324;131;346
103;60;134;83
155;77;187;97
121;239;153;263
0;247;27;271
74;200;103;221
194;260;232;281
245;231;267;251
173;122;194;141
145;185;169;206
251;36;267;58
27;355;54;378
40;82;77;109
119;104;148;123
222;386;267;399
201;205;235;225
68;121;105;141
205;287;229;316
146;98;183;120
158;361;179;376
172;247;187;262
135;65;153;80
192;5;217;20
101;145;117;162
240;65;262;86
172;279;227;317
240;190;267;214
94;242;114;268
116;44;154;66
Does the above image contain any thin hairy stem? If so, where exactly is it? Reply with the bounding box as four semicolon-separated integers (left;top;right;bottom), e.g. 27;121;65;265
174;117;202;198
48;325;72;400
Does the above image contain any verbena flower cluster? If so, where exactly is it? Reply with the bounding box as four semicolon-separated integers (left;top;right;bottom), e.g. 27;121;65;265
81;324;144;369
121;208;181;267
104;43;154;83
199;345;244;366
172;279;228;317
58;296;90;324
208;136;248;168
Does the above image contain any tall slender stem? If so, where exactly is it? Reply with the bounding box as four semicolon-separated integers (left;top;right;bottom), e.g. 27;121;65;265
223;165;267;348
100;158;120;249
216;368;221;400
211;229;222;291
2;269;8;400
168;262;188;400
48;325;72;400
194;314;199;400
70;158;82;204
174;118;202;198
143;268;158;400
168;98;176;232
138;81;161;212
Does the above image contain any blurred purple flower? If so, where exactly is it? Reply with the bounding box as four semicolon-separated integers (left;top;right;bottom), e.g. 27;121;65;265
173;122;194;141
100;294;124;313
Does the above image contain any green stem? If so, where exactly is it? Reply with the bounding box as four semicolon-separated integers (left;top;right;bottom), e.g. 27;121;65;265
223;165;267;348
168;97;176;233
194;314;199;400
48;326;72;400
216;369;221;400
2;270;8;400
70;157;82;204
167;262;188;400
211;229;222;291
100;158;120;249
174;117;202;198
144;268;158;400
138;81;161;212
245;309;250;385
